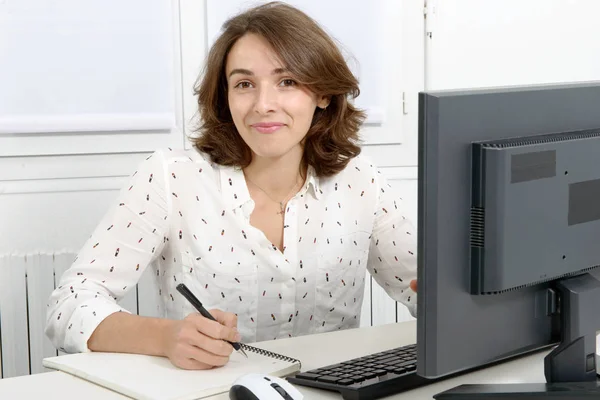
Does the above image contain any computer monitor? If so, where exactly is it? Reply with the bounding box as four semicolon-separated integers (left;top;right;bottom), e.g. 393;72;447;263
416;81;600;388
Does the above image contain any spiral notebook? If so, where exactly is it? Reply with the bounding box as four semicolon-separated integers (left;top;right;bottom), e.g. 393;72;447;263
42;343;301;400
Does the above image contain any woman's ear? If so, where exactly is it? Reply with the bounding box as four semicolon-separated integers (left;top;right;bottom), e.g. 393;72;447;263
317;95;331;110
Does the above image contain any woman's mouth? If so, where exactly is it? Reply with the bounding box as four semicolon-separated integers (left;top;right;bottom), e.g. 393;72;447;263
251;122;285;134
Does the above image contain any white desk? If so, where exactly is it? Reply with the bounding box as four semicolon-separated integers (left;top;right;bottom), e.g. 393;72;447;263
0;321;554;400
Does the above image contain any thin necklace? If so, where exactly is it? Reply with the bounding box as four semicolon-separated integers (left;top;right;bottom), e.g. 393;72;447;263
245;174;302;216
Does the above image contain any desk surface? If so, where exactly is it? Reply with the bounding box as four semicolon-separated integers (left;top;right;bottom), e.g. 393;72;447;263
0;321;553;400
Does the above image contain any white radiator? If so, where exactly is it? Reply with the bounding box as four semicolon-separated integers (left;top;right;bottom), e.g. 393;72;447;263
0;252;162;379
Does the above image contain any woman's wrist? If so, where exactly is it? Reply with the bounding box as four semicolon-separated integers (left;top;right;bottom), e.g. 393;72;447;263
156;318;176;357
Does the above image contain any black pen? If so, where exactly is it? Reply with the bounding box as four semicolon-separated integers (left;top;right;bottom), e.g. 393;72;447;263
176;283;248;358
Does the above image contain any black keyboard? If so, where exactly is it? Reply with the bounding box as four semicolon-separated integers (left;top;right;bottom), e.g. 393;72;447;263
287;344;443;400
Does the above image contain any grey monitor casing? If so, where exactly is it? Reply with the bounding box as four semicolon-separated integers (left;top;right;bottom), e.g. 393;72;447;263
416;81;600;379
471;132;600;294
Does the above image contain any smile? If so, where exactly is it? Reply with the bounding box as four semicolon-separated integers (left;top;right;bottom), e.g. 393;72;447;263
251;123;285;134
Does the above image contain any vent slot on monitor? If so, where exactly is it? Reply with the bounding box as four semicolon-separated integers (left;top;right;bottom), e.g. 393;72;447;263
481;128;600;149
470;207;485;248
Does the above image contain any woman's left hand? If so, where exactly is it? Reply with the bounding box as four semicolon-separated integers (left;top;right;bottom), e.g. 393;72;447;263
410;279;417;292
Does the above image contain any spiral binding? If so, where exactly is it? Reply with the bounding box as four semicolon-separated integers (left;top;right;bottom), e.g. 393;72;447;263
240;343;302;368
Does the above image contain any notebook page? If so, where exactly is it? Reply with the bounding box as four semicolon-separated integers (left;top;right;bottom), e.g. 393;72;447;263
43;348;300;400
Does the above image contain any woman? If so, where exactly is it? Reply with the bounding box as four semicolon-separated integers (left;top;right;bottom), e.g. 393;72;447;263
45;1;417;371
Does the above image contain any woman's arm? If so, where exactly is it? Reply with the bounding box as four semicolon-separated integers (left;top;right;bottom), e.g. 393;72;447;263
45;151;172;353
366;168;418;317
87;312;171;355
45;150;241;369
88;310;241;370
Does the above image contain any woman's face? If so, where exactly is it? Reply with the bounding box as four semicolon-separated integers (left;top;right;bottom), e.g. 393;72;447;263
225;33;329;162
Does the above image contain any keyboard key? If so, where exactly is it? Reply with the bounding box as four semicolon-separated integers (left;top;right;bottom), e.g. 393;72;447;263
337;378;355;385
363;371;378;379
317;376;341;384
294;372;321;380
393;367;407;375
374;369;388;376
386;357;404;365
397;360;416;368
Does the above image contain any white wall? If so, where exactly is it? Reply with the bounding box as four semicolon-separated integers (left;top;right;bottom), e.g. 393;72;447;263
424;0;600;90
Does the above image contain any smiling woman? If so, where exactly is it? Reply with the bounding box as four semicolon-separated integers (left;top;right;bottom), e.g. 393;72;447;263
45;1;417;374
193;1;365;178
225;34;330;163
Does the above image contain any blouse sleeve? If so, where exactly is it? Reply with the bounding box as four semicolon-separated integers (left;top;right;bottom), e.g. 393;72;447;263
366;169;418;317
45;150;171;353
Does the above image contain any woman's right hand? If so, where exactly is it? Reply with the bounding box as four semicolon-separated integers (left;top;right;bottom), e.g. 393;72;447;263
163;309;241;370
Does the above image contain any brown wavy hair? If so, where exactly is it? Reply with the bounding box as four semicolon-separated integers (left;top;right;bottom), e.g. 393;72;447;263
192;1;365;177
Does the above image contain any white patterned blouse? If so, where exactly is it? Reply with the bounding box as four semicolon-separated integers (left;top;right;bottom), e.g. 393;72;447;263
45;148;417;353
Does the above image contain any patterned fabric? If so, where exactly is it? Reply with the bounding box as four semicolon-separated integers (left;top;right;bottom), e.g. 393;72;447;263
45;148;417;353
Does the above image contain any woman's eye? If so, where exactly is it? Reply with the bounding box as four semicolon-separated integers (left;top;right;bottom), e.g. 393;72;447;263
235;81;252;89
280;79;296;87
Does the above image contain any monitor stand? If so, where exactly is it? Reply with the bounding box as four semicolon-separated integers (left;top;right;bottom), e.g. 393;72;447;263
433;381;600;399
434;273;600;400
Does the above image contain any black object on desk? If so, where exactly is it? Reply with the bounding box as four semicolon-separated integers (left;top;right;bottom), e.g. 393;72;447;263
176;283;248;358
288;343;446;400
434;381;600;399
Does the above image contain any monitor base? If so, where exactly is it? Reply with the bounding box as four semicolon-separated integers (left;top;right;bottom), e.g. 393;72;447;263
434;381;600;399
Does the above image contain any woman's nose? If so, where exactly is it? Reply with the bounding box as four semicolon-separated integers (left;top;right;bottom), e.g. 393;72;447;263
253;85;278;114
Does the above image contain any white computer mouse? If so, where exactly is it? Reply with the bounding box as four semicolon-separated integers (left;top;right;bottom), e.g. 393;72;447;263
229;373;304;400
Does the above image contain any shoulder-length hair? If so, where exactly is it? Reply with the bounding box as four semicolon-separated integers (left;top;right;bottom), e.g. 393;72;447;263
192;1;365;177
